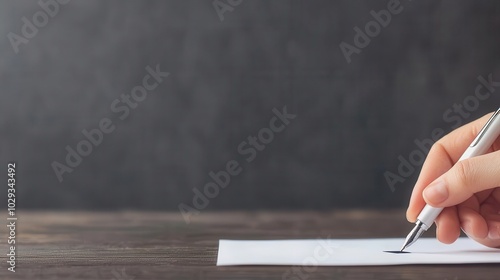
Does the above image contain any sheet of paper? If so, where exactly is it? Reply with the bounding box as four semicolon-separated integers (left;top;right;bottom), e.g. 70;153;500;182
217;238;500;266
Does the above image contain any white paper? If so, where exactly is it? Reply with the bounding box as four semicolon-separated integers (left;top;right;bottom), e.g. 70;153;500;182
217;238;500;266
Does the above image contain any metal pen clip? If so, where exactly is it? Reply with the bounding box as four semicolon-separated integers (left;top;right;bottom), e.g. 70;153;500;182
470;109;500;147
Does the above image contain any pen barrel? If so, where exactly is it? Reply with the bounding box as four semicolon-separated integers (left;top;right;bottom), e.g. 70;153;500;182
417;204;443;229
459;108;500;161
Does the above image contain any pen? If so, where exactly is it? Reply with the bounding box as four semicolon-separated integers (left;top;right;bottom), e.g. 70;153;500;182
400;107;500;252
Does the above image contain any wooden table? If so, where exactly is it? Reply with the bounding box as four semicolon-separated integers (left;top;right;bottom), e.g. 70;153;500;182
1;210;498;279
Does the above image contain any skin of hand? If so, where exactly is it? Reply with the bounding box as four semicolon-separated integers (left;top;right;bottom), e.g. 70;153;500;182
406;112;500;248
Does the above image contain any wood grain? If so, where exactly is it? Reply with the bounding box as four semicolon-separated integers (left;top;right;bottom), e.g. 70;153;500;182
0;210;498;279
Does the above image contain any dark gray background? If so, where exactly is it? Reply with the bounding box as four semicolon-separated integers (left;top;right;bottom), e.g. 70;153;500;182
1;0;500;210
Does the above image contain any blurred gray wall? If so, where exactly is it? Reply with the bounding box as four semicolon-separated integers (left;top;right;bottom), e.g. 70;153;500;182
1;0;500;210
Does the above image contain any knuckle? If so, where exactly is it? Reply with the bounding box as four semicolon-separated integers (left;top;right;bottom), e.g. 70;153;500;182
453;160;476;187
429;142;445;157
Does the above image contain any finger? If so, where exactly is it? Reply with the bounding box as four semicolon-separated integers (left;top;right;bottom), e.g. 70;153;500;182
493;187;500;202
480;191;500;239
469;235;500;248
484;206;500;239
434;206;460;244
423;151;500;207
406;143;453;222
458;203;489;239
487;220;500;239
407;112;496;222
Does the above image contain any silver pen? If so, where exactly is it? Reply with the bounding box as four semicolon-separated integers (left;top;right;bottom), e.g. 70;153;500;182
401;108;500;251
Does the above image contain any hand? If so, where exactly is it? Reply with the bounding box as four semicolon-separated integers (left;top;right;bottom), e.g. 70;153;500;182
406;112;500;248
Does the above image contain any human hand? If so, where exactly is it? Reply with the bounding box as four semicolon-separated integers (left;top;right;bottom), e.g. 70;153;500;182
406;112;500;248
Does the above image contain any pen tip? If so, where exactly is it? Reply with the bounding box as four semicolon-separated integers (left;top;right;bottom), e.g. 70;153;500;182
400;221;426;253
400;244;406;252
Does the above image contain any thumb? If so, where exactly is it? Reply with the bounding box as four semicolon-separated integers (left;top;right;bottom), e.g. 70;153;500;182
423;151;500;207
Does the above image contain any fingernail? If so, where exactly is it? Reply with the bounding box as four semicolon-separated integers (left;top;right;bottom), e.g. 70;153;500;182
488;227;500;239
423;179;448;205
462;220;473;236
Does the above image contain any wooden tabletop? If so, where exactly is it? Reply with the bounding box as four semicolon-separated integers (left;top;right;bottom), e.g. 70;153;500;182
1;210;498;279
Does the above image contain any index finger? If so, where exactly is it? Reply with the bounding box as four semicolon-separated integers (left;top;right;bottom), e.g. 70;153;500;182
406;112;496;222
